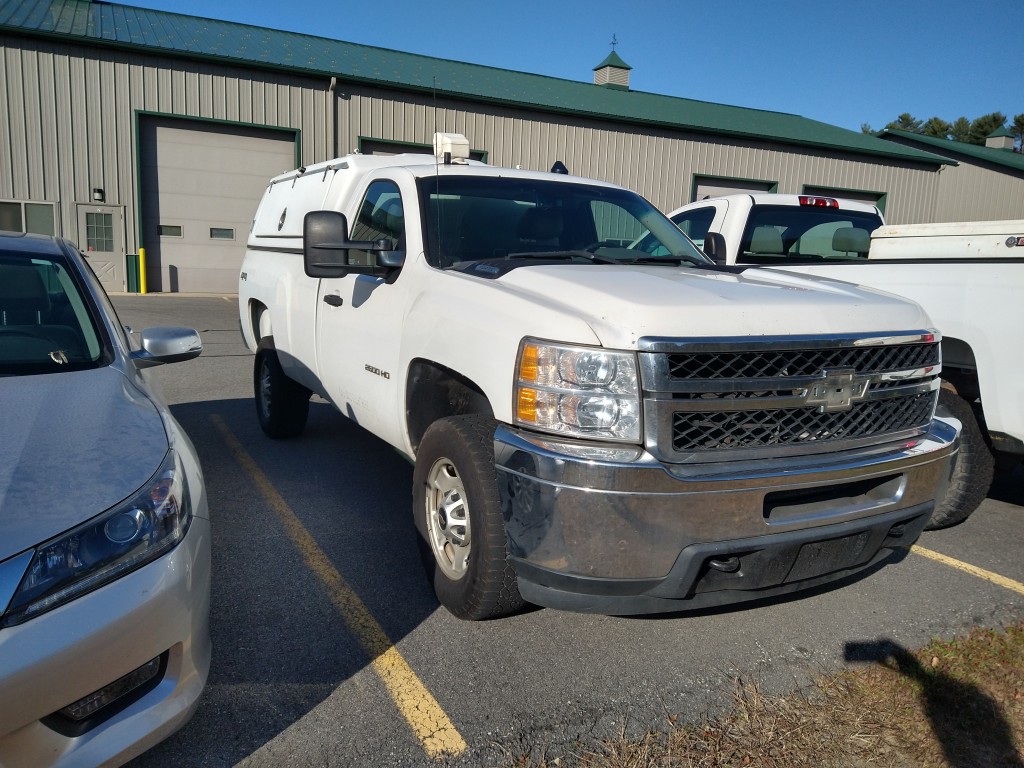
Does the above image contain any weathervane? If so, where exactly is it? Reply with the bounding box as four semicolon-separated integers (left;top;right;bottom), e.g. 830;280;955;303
610;34;618;51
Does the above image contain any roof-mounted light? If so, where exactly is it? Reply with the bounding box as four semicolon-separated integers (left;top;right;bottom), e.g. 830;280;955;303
433;133;470;165
799;195;839;208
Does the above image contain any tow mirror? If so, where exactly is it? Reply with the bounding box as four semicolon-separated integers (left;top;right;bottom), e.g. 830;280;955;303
703;232;727;264
303;210;401;278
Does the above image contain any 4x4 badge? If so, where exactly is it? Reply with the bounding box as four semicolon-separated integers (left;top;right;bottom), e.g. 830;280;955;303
805;368;869;412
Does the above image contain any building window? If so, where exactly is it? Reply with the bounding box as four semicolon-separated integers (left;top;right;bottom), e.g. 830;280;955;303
0;200;56;235
209;227;235;240
85;212;115;252
158;224;183;237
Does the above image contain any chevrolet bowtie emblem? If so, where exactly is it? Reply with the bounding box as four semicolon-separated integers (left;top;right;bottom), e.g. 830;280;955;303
805;368;869;412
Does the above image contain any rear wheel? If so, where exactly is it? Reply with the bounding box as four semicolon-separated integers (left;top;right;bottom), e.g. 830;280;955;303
926;388;994;529
413;415;525;620
254;339;311;439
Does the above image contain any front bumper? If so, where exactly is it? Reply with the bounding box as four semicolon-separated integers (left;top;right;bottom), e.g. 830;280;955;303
494;417;960;614
0;517;211;768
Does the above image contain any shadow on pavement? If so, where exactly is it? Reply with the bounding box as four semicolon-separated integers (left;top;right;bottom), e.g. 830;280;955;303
129;398;440;766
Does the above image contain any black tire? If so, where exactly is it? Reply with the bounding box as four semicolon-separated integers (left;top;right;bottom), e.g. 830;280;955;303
253;339;311;439
412;415;525;620
926;388;994;529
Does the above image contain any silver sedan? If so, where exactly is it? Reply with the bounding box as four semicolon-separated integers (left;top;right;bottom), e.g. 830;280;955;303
0;233;210;767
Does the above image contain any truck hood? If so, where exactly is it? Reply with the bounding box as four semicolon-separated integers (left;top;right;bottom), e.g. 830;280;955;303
0;366;170;561
495;264;933;348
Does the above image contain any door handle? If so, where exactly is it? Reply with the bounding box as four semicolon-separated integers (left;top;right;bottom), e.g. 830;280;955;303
323;294;344;307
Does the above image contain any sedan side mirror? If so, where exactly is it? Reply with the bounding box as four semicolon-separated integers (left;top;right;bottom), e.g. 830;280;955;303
131;327;202;368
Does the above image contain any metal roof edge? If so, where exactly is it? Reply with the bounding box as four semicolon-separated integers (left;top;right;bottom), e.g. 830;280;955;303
879;129;1023;171
0;3;954;169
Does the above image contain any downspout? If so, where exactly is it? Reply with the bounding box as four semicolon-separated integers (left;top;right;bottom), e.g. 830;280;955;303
329;76;339;159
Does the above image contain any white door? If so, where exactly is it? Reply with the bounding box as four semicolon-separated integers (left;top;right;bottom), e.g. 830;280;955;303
315;180;408;443
77;205;125;292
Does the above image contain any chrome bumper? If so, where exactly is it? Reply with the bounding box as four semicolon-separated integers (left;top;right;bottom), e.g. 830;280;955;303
494;417;960;614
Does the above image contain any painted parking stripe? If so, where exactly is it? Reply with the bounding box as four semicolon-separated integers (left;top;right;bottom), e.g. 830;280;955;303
912;545;1024;596
211;415;468;759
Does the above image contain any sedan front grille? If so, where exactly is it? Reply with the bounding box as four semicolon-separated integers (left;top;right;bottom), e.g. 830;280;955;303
639;333;940;463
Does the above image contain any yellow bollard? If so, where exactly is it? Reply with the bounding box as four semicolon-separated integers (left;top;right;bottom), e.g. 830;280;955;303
139;248;148;294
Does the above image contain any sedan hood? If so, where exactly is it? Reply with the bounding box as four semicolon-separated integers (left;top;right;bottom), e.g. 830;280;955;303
495;264;933;348
0;366;169;560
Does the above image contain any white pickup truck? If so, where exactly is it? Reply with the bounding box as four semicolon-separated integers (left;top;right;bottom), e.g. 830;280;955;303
663;194;1023;527
238;135;958;620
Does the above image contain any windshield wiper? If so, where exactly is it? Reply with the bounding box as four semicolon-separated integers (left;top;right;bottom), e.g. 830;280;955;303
506;250;621;265
614;254;709;267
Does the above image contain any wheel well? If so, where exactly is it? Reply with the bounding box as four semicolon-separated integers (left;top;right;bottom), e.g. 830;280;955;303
406;360;493;453
249;300;271;342
940;337;980;403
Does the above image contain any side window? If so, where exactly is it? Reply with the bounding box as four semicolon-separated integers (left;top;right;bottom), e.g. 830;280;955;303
350;180;406;266
670;207;716;248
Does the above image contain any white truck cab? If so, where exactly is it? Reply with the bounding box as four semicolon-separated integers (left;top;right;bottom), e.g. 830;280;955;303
238;137;959;620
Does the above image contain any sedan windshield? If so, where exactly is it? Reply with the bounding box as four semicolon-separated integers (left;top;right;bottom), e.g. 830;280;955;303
419;176;709;269
0;249;108;375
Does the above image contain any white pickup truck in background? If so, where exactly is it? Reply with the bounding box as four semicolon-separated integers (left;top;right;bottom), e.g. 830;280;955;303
238;136;959;620
663;194;1023;527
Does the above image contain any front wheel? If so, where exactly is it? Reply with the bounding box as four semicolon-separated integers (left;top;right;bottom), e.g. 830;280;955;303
926;388;994;529
413;415;525;620
254;339;311;439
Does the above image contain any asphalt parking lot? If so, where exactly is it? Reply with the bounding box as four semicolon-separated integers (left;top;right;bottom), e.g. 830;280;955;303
116;294;1024;768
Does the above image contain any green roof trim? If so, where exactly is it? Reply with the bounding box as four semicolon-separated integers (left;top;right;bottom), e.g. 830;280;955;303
594;51;631;71
0;0;950;167
879;129;1024;172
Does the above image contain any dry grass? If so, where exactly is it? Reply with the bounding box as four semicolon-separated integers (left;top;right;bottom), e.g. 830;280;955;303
521;623;1024;768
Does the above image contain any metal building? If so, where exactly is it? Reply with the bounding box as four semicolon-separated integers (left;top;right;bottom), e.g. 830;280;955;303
2;0;951;293
879;129;1024;222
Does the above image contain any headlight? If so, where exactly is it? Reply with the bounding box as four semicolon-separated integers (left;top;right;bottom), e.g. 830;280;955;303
1;449;192;627
514;339;641;442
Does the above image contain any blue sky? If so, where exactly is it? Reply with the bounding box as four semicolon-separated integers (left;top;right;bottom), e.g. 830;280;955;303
119;0;1020;134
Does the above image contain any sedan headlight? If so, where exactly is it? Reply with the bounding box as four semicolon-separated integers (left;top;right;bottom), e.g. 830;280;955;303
1;449;192;627
514;339;641;442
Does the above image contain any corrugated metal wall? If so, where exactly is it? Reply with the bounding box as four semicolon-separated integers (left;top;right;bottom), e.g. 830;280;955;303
933;161;1024;222
1;35;328;253
338;85;941;223
2;32;944;267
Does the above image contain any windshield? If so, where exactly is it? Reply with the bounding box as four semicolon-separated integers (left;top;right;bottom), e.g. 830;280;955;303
418;176;709;269
0;248;109;376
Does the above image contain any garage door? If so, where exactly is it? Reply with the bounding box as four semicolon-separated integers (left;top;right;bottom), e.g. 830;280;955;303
692;176;776;202
140;118;296;293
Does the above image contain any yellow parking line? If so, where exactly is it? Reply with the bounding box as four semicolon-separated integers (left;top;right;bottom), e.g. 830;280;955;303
211;415;467;759
911;545;1024;596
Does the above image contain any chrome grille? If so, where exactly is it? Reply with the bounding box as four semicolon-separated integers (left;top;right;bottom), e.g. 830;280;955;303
639;334;940;463
667;343;939;380
672;392;935;452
